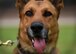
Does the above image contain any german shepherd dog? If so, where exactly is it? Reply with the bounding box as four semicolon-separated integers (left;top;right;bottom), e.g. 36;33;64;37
14;0;64;54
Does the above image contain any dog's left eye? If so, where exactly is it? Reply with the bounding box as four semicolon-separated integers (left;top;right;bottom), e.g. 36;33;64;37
25;11;33;17
43;11;52;17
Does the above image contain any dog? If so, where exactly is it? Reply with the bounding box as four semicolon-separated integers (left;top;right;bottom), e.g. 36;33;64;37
14;0;64;54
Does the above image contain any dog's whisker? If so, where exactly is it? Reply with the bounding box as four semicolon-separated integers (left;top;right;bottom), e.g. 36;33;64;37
48;30;52;35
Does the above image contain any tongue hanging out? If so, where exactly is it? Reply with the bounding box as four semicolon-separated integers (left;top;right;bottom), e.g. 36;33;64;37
32;38;46;54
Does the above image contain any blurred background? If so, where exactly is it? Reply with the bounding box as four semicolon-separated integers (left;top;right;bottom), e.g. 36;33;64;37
0;0;76;54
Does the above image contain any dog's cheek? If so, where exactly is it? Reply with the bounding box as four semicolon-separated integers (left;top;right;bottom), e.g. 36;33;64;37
19;22;32;44
20;32;32;45
48;26;59;44
20;16;29;28
47;17;59;43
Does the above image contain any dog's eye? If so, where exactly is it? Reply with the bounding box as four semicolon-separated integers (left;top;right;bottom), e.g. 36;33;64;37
25;11;33;17
43;11;52;17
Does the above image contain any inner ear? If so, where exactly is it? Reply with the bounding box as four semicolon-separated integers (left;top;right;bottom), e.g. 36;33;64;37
49;0;64;19
16;0;30;9
49;0;64;9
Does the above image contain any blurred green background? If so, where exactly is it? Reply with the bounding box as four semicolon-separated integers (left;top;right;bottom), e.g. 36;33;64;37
0;25;76;54
0;0;76;54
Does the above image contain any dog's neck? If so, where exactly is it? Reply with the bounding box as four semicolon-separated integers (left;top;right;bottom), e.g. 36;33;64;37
17;43;57;54
17;43;35;54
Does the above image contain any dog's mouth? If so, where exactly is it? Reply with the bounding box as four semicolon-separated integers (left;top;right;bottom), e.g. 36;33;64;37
32;38;46;53
27;22;48;53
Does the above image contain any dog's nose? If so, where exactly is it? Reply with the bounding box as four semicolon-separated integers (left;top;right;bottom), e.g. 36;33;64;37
31;22;43;32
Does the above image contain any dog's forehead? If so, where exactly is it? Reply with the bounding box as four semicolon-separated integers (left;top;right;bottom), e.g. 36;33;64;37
34;0;47;6
23;0;56;15
32;0;51;6
24;0;55;10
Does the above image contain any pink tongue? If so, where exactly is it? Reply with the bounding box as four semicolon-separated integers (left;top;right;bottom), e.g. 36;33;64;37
33;39;46;54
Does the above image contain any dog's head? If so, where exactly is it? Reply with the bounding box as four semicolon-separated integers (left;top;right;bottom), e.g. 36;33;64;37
16;0;64;53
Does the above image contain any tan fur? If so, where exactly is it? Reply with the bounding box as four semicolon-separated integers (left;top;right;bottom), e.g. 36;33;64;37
14;0;64;54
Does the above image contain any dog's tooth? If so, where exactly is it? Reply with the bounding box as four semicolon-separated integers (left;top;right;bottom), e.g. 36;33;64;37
32;39;34;43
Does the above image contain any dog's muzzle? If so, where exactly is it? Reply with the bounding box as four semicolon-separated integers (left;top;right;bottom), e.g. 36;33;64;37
27;22;48;53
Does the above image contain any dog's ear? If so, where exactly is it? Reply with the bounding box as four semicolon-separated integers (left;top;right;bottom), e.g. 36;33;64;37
49;0;64;19
50;0;64;9
16;0;29;9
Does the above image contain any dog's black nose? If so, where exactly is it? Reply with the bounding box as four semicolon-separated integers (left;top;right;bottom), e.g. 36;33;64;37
31;22;43;32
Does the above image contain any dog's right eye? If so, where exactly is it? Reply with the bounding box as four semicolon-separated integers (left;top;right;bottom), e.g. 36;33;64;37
25;11;33;17
43;11;52;17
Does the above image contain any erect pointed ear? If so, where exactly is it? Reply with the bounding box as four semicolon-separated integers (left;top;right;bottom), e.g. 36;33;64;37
50;0;64;9
16;0;29;9
49;0;64;19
